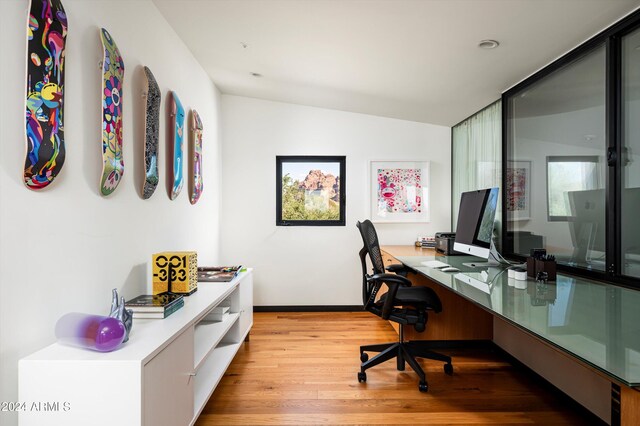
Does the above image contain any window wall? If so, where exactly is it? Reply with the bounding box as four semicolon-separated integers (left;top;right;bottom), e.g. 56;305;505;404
506;44;606;271
504;11;640;286
622;26;640;279
452;101;502;242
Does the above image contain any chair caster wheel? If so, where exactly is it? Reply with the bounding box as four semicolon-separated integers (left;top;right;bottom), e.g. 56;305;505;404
357;371;367;383
444;363;453;375
360;352;369;362
418;381;428;392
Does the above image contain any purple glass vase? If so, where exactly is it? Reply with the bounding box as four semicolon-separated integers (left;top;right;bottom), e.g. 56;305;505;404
55;313;126;352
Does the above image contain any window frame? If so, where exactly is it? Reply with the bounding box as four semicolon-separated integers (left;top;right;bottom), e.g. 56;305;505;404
275;155;346;227
501;9;640;289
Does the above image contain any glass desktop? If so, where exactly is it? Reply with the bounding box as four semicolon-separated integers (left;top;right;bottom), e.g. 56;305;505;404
397;254;640;387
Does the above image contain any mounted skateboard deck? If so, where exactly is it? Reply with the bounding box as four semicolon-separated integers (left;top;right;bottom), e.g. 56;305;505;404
189;109;203;205
142;66;161;199
99;28;125;196
169;91;185;200
24;0;68;190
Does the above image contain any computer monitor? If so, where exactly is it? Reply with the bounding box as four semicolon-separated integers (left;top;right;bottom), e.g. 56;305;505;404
454;187;499;258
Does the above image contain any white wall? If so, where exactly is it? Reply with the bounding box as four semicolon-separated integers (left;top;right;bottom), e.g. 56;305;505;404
0;1;222;423
220;95;451;306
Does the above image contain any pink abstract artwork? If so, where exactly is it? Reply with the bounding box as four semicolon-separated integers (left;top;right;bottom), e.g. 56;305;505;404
377;168;423;214
506;167;527;212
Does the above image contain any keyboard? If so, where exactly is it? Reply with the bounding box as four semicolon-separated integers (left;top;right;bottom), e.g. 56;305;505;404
421;260;450;269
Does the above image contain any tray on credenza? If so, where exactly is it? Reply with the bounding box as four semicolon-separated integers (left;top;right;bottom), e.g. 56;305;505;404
197;265;243;282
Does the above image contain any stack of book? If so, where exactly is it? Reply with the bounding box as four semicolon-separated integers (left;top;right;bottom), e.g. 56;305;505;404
420;237;436;248
125;293;184;319
197;265;243;282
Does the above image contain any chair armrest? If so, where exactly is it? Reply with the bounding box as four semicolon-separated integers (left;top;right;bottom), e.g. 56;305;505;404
367;273;411;319
367;273;411;287
385;263;411;277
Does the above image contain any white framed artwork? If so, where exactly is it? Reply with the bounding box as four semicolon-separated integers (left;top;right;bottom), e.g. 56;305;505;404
369;160;430;223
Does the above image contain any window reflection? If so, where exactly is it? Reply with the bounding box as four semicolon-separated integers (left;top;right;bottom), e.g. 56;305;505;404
546;156;600;220
506;44;606;272
622;28;640;279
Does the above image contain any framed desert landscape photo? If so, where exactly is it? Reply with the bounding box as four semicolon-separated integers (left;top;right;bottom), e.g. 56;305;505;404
370;160;430;223
276;156;346;226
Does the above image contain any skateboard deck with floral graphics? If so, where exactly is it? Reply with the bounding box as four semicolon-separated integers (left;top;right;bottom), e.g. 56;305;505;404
24;0;68;190
169;91;185;200
189;109;203;204
142;66;161;199
99;28;125;196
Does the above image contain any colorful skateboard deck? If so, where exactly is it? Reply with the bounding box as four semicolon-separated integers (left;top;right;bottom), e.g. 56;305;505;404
99;28;125;196
24;0;68;190
142;66;161;199
189;109;203;205
169;92;185;200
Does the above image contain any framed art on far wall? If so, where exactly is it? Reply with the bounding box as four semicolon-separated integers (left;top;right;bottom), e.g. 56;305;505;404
369;161;430;223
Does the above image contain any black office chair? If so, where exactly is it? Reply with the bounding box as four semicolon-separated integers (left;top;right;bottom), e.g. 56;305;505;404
356;220;452;392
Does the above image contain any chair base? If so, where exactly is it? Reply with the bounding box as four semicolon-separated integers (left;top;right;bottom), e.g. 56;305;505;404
358;339;453;392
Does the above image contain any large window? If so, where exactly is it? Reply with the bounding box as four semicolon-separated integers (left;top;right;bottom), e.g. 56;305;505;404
622;26;640;279
505;44;606;272
504;11;640;286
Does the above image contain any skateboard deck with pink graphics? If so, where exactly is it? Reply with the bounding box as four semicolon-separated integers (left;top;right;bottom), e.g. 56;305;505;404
99;28;125;196
142;66;161;199
189;109;203;204
24;0;68;190
169;91;185;200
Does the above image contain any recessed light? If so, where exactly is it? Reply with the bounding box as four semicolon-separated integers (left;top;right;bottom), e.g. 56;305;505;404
250;72;262;77
478;39;500;49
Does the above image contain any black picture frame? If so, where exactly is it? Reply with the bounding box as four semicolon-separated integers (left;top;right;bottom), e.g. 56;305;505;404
276;156;346;226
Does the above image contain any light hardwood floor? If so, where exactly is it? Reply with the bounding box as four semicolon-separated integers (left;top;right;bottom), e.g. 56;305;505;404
195;312;603;425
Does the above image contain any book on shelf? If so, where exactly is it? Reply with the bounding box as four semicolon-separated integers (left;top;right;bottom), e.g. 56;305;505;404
131;298;184;319
125;292;184;312
205;305;230;322
197;265;243;282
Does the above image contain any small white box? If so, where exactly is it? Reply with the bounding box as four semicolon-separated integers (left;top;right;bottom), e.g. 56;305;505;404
514;270;527;281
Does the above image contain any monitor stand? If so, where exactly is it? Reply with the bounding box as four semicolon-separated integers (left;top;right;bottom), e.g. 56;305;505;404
463;240;512;269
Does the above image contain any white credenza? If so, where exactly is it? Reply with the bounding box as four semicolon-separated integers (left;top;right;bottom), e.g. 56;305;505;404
19;270;253;426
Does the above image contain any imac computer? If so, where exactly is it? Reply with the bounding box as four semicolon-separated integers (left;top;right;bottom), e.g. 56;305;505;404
453;187;506;267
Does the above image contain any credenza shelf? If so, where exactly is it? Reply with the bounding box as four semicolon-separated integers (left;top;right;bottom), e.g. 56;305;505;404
19;270;253;426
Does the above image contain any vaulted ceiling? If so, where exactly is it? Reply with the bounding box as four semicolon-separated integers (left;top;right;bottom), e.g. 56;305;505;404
153;0;640;126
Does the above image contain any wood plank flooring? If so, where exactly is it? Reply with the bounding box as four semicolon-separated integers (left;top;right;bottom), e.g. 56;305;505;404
195;312;603;425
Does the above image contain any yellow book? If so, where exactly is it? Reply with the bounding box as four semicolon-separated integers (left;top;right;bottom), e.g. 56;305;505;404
152;251;198;295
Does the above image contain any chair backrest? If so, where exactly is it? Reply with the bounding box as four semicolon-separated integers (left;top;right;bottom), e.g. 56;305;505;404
356;220;385;308
357;220;385;273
